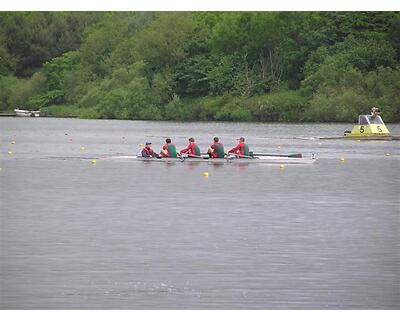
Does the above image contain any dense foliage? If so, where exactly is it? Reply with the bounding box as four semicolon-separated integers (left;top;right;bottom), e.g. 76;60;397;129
1;12;399;122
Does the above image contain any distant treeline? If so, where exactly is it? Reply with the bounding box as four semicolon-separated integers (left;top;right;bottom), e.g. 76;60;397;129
1;12;399;122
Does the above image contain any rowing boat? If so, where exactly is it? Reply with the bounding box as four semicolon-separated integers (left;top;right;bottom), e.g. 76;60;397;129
111;154;316;164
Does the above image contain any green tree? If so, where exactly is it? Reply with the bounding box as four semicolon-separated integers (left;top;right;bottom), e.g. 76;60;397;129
0;12;100;77
133;12;195;70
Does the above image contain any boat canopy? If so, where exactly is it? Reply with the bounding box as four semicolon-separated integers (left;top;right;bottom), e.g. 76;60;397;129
358;115;384;125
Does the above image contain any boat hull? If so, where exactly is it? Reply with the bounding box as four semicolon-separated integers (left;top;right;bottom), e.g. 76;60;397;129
112;155;316;164
14;109;40;117
319;136;400;141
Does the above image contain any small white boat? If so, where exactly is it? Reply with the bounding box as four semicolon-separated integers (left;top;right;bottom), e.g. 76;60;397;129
14;108;40;117
111;153;316;165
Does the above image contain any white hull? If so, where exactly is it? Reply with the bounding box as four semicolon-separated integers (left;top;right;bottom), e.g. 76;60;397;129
111;155;316;165
14;109;40;117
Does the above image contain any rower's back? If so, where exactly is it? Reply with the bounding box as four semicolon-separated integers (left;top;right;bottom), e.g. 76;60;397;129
214;142;225;158
243;144;250;156
167;144;178;157
194;144;201;156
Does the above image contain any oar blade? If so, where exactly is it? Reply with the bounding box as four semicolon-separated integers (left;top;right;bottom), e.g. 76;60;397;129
288;153;302;158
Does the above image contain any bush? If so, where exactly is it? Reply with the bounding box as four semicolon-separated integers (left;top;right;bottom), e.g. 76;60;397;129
303;63;400;122
78;107;99;119
78;84;103;109
304;90;369;122
152;70;175;105
43;51;79;91
249;90;308;122
164;94;187;120
0;75;18;111
215;105;253;121
214;96;254;121
137;106;163;120
28;90;64;108
182;95;228;120
362;67;400;122
40;105;81;117
5;72;47;109
77;70;157;120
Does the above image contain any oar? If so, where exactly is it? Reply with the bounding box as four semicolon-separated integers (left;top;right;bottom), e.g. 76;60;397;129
231;154;253;159
200;152;222;158
183;153;209;159
252;153;302;158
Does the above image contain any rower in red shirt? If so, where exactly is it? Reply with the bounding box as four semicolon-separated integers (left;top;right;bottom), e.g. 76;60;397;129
207;137;225;158
227;137;250;156
180;137;201;157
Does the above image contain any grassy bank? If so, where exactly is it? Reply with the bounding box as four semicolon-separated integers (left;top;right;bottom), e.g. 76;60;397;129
41;105;94;118
39;89;399;123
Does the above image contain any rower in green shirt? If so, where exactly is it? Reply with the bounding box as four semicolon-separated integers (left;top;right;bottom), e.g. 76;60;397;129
207;137;225;158
160;138;179;158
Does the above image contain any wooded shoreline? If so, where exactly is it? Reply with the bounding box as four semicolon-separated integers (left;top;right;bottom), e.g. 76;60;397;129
1;12;399;122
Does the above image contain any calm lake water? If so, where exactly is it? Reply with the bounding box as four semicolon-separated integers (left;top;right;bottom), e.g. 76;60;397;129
0;118;399;309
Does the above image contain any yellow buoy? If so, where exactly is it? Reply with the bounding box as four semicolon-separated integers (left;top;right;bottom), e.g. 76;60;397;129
7;151;12;155
385;152;391;156
340;157;345;162
80;146;85;151
139;143;144;147
91;160;97;165
203;172;209;177
279;164;285;170
356;139;361;142
11;141;16;144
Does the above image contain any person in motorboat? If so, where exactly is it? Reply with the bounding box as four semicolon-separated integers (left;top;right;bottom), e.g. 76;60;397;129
180;137;201;157
227;137;250;157
141;142;160;158
207;137;225;158
370;106;381;117
160;138;179;158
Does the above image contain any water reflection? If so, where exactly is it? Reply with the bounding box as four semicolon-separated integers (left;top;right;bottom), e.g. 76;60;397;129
207;162;226;169
233;163;250;173
185;162;201;170
163;162;176;168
